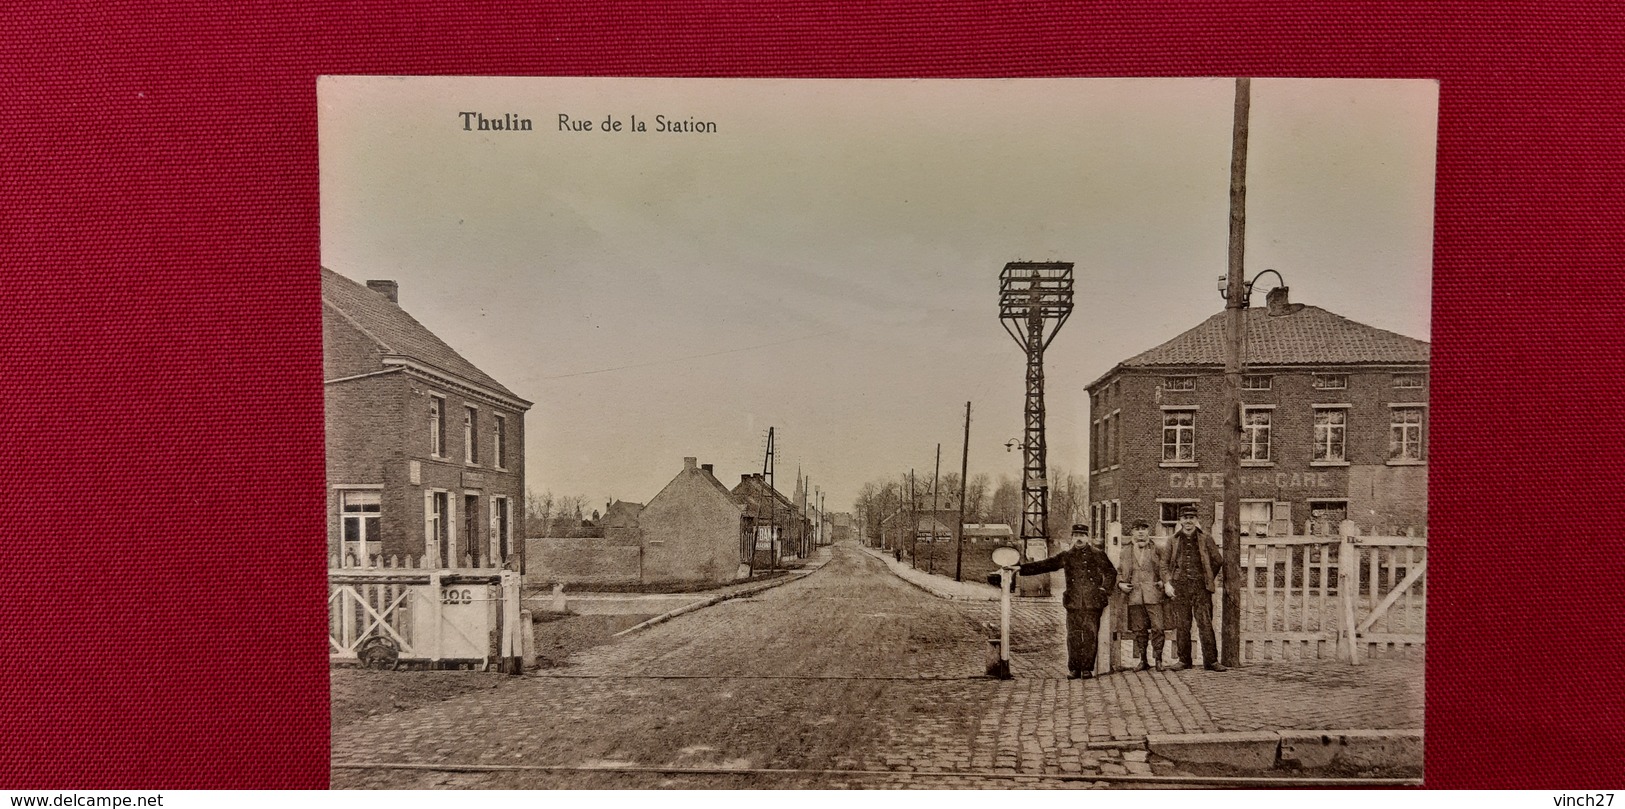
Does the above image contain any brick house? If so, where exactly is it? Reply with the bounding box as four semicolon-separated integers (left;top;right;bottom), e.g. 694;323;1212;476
323;267;532;568
639;458;747;584
1086;287;1429;539
600;499;644;542
733;473;808;564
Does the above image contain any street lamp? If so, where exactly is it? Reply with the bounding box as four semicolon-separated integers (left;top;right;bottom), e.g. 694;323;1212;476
1216;268;1286;303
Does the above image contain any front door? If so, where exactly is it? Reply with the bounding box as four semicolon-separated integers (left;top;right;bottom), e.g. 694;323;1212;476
428;491;450;568
464;494;481;567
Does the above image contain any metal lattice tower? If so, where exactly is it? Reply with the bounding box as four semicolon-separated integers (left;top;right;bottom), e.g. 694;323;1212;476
998;262;1074;554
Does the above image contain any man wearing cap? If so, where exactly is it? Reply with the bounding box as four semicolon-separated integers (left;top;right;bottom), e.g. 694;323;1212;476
1116;520;1175;671
1166;505;1228;672
992;524;1117;678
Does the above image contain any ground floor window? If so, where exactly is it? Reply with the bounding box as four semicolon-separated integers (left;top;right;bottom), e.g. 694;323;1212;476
339;490;381;565
1240;500;1274;537
1306;500;1348;535
1159;501;1197;535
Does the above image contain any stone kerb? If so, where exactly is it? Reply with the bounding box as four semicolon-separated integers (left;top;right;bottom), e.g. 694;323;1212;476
860;546;1056;603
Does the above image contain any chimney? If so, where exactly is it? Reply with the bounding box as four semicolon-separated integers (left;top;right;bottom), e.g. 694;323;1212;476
366;280;399;303
683;456;697;471
1265;285;1294;316
701;463;714;474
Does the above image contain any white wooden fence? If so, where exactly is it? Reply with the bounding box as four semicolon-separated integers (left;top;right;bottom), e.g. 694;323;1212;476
328;553;523;670
1231;532;1426;663
1107;527;1426;667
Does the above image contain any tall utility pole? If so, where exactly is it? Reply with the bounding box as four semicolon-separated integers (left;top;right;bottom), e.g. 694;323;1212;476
998;262;1075;570
929;443;941;574
817;489;824;546
908;469;917;569
764;427;778;572
1220;77;1251;668
955;401;971;582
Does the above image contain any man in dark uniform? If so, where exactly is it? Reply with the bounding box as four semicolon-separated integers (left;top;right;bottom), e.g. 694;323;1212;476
1165;505;1228;671
990;524;1117;678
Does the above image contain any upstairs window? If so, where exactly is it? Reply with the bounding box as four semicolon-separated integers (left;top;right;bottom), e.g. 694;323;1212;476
1312;373;1348;390
1390;406;1425;461
493;414;507;469
1164;376;1196;392
1242;408;1272;462
1313;408;1347;462
1162;409;1195;463
429;395;446;458
464;406;479;464
1242;375;1272;391
1394;373;1427;389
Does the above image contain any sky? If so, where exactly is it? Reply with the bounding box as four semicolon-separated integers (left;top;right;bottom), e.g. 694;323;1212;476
319;77;1438;513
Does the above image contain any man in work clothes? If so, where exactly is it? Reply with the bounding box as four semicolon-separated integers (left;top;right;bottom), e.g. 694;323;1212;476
1166;505;1229;672
1007;524;1118;679
1117;519;1175;671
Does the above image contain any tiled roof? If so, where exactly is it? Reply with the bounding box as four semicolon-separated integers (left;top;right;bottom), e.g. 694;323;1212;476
1117;305;1430;371
322;267;521;400
732;476;802;518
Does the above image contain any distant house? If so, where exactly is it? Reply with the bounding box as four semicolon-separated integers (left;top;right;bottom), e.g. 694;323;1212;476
732;473;808;564
829;512;857;544
963;523;1015;543
639;458;748;584
601;500;644;542
913;513;956;544
323;268;532;569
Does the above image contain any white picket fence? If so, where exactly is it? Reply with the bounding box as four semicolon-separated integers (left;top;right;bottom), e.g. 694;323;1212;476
1232;533;1426;663
1108;530;1426;666
328;553;522;669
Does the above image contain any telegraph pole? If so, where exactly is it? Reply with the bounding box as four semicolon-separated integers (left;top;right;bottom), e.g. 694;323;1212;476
764;427;778;572
955;401;971;582
908;469;917;569
818;489;825;546
1220;77;1251;668
929;444;941;574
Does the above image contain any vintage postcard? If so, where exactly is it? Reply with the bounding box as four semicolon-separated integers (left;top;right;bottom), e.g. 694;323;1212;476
320;76;1435;788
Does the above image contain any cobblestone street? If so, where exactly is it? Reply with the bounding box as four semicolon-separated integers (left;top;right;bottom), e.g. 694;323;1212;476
331;542;1422;788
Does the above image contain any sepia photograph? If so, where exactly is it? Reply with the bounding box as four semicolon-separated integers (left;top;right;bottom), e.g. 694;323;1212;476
319;76;1435;789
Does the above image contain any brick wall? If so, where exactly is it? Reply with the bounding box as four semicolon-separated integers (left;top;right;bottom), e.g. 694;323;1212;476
325;371;405;560
1090;368;1427;535
525;537;640;585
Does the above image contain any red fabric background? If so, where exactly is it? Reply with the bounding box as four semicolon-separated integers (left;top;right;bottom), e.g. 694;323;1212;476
4;0;1622;790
